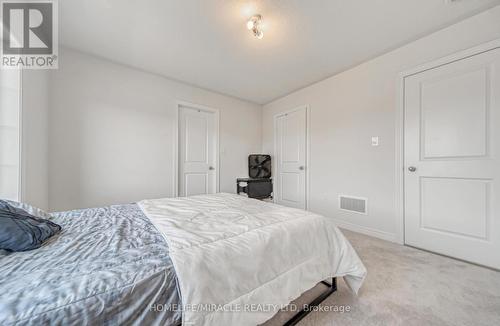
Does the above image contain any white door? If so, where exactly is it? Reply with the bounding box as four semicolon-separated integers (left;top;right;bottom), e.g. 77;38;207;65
178;105;217;197
275;107;307;209
0;70;21;201
404;48;500;269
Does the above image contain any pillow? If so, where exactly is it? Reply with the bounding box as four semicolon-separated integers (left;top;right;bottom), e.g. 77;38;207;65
0;201;61;252
2;199;52;219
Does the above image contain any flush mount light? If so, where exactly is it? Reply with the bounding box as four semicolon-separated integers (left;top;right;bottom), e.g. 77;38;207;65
247;14;263;39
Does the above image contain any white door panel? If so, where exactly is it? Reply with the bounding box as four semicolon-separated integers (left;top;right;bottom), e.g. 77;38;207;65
184;173;208;197
179;106;217;197
185;114;208;162
420;177;489;239
281;173;300;203
276;108;307;209
404;48;500;269
421;67;488;159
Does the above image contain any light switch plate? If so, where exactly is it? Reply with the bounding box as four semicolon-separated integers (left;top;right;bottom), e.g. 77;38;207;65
371;136;379;146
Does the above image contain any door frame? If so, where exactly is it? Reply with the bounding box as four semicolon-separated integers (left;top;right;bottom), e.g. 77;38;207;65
18;69;24;202
273;105;311;210
174;100;220;197
395;38;500;245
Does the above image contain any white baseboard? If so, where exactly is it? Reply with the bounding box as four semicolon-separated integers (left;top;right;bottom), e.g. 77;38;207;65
330;217;398;243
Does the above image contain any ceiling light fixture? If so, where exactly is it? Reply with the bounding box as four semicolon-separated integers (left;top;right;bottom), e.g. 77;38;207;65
247;14;264;39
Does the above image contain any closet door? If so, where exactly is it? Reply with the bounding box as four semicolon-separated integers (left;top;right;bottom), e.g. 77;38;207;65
275;107;307;209
0;70;21;200
404;48;500;269
178;105;217;197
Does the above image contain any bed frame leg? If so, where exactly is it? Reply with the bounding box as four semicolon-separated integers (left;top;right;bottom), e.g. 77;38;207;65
283;278;337;326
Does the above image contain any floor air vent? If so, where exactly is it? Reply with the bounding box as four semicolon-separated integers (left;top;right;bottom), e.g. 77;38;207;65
339;196;367;214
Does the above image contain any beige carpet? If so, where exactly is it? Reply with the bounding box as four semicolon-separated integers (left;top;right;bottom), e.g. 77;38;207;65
263;229;500;326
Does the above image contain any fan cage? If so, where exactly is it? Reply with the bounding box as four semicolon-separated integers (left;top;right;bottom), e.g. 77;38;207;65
248;154;272;179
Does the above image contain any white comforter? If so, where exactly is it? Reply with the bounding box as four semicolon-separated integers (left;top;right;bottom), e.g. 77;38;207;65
139;193;366;326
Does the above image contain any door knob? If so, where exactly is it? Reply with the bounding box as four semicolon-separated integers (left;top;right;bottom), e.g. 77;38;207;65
299;166;305;171
408;166;417;172
209;166;215;170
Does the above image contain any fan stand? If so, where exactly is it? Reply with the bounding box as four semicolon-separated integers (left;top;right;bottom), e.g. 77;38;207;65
236;178;273;200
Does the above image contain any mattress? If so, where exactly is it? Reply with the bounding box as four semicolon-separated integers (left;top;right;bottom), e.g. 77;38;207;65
0;204;181;326
139;193;366;326
0;195;366;326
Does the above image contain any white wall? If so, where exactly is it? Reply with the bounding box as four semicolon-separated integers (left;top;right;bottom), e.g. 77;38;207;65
22;70;50;210
48;48;262;211
262;6;500;242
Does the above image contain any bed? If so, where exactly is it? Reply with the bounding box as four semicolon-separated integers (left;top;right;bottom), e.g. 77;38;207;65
0;193;366;326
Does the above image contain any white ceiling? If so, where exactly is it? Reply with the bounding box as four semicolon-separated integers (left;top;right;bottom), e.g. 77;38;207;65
60;0;500;104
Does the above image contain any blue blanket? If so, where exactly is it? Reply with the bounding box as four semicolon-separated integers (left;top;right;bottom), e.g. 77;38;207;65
0;204;181;325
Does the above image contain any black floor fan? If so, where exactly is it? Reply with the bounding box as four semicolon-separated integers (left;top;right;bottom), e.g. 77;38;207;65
236;155;273;199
